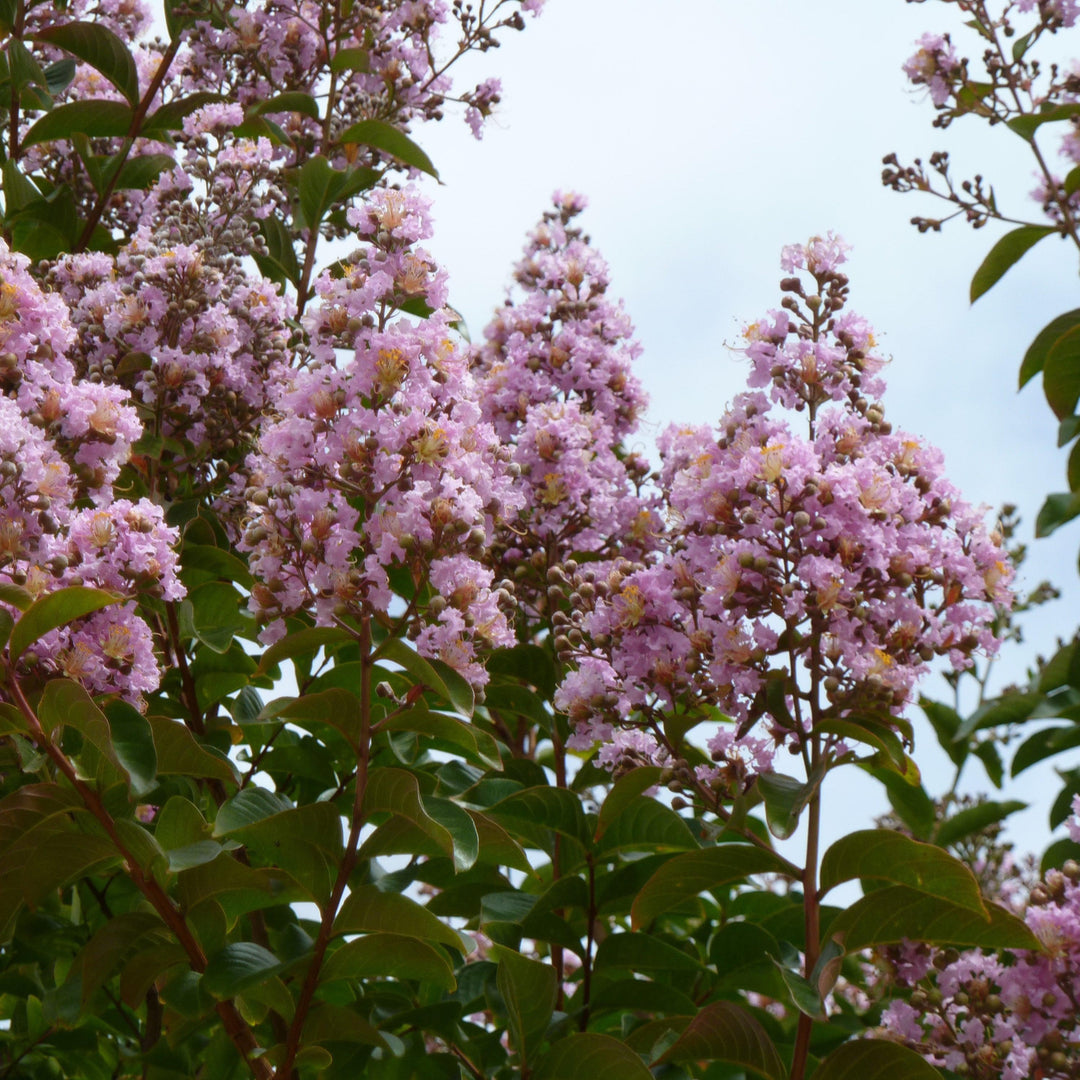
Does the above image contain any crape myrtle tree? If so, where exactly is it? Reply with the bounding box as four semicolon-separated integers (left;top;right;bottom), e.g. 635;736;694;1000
0;0;1059;1078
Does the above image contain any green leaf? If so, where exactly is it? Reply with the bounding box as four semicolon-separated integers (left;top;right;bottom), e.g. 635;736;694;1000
756;769;822;840
594;796;698;855
22;100;134;148
1012;725;1080;776
103;700;158;797
43;57;76;95
819;830;986;912
770;959;828;1022
486;644;557;698
954;691;1042;739
329;47;370;73
1037;491;1080;537
141;92;224;137
1041;837;1080;874
38;679;129;783
934;800;1026;847
381;704;501;769
255;626;351;674
294;155;378;232
321;933;455;990
7;39;50;94
9;586;119;661
333;885;466;951
535;1034;652;1080
1043;322;1080;419
213;787;292;835
249;91;319;120
654;1002;785;1079
202;942;284;998
813;1039;945;1080
490;944;557;1064
110;152;175;191
0;581;32;610
255;213;302;289
337;119;439;178
378;637;474;716
919;697;966;767
274;688;363;748
364;767;454;856
969;225;1055;303
422;795;479;872
148;714;239;784
1020;308;1080;388
595;766;663;837
631;846;794;929
594;933;704;973
818;715;906;768
35;22;140;104
1007;102;1080;141
187;581;251;652
825;884;1039;952
487;786;591;847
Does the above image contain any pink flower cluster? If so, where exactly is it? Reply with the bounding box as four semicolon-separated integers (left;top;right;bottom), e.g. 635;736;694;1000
237;187;522;687
474;193;659;618
0;242;182;702
881;806;1080;1079
556;239;1010;784
179;0;544;168
47;148;292;481
903;32;962;107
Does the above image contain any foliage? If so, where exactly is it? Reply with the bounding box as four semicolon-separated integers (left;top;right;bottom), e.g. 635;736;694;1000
0;1;1069;1079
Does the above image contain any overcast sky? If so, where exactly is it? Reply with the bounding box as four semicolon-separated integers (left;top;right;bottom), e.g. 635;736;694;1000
411;0;1080;852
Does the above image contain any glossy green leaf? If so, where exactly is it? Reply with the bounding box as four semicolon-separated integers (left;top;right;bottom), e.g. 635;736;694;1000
7;39;49;94
826;885;1039;952
9;586;119;661
255;213;303;290
1013;725;1080;776
249;91;319;119
186;581;251;652
22;100;134;148
295;155;378;231
0;581;32;611
38;679;128;782
1042;322;1080;419
918;697;966;767
141;92;224;136
378;637;474;716
631;846;794;928
595;766;663;836
381;704;501;769
954;691;1042;739
103;700;158;797
813;1039;944;1080
213;787;292;835
654;1002;785;1079
486;643;557;698
487;786;590;846
594;932;703;973
970;225;1055;302
770;957;828;1021
818;715;906;768
35;22;140;104
491;943;557;1064
148;714;239;784
329;47;370;73
43;57;76;95
364;767;454;855
934;799;1026;847
321;933;455;990
202;942;284;998
535;1033;652;1080
1037;491;1080;537
333;885;465;951
594;796;698;854
337;119;439;178
820;830;985;912
422;795;479;871
1021;308;1080;388
269;688;361;748
300;1002;390;1048
756;769;821;840
1007;102;1080;141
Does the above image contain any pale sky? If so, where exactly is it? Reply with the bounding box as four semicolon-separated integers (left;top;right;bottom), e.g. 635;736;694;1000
414;0;1080;854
